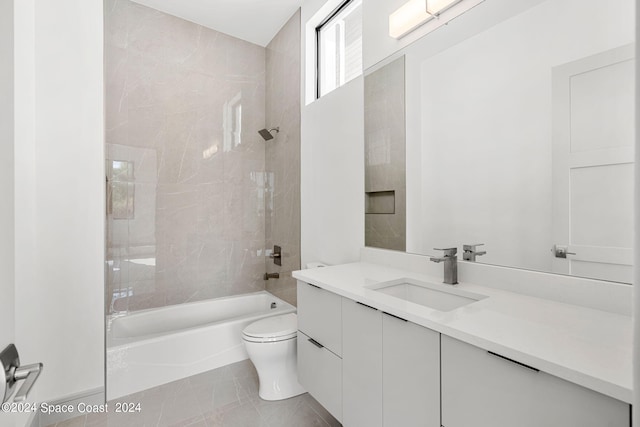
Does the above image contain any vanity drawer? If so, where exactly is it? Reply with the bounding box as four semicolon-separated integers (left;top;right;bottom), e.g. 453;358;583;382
441;336;630;427
297;281;342;356
298;331;342;422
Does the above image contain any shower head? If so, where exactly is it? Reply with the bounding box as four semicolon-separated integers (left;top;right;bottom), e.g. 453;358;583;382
258;127;279;141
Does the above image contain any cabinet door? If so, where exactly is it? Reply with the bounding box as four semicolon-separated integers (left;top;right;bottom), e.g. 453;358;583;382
441;336;630;427
383;313;440;427
298;331;342;422
297;281;342;355
342;298;383;427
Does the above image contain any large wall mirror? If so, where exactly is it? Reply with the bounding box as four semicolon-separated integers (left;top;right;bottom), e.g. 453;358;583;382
365;0;635;284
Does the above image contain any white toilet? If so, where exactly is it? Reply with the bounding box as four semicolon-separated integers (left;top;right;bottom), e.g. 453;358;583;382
242;313;305;400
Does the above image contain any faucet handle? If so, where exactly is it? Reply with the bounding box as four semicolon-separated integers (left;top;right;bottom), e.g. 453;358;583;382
434;247;457;257
463;243;486;261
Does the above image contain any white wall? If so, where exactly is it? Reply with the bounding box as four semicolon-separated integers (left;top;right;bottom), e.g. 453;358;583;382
14;0;105;403
301;0;365;267
12;2;37;423
301;79;365;267
0;0;15;352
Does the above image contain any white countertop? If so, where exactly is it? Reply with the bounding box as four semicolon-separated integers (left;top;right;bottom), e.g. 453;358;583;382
292;262;633;404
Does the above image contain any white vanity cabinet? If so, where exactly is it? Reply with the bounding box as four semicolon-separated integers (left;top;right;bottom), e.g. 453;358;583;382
296;281;343;422
441;336;631;427
342;298;383;427
297;280;630;427
382;313;440;427
342;298;441;427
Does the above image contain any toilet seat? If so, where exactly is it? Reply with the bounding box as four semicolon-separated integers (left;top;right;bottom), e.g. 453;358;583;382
242;313;297;343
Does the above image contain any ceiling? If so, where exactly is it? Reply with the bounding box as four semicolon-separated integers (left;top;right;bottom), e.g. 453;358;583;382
131;0;303;47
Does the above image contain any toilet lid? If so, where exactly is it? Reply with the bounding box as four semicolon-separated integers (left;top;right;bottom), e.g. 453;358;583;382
242;313;297;341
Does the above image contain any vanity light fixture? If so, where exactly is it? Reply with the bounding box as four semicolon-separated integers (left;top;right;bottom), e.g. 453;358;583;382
389;0;464;39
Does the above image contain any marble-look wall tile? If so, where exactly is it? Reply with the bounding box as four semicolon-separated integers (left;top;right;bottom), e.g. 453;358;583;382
105;0;267;313
264;11;302;306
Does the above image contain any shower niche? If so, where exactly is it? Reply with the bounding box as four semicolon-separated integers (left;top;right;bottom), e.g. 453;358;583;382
365;190;396;215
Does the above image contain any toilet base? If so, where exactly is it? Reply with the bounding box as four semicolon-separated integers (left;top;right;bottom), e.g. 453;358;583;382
257;372;306;401
243;337;306;401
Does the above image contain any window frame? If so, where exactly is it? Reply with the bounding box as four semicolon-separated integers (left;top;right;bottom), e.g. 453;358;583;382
315;0;361;99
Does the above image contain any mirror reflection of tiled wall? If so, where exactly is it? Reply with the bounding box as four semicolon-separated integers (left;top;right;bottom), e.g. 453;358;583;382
364;56;406;251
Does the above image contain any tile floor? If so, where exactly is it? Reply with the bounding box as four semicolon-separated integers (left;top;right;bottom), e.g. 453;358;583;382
45;360;341;427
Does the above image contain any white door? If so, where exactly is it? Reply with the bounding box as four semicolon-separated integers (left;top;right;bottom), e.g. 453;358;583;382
1;1;37;423
0;289;25;427
0;0;20;422
552;44;634;283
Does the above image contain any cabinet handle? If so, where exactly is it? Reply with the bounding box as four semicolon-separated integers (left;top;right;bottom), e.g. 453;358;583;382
383;312;407;322
308;338;324;349
488;351;539;372
356;301;378;311
307;283;321;289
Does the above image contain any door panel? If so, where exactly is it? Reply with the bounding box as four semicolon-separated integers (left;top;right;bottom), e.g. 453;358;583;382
569;58;634;152
570;164;633;248
552;44;634;282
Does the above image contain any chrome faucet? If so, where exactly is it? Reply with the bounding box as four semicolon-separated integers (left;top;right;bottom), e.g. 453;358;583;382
430;247;458;285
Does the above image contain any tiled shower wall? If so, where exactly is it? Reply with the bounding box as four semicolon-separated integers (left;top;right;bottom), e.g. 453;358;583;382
265;12;302;306
105;0;269;313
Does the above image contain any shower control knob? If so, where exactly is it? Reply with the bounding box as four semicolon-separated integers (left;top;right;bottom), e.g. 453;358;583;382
269;245;282;266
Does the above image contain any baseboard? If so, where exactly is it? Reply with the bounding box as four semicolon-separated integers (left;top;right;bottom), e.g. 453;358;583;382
36;387;105;427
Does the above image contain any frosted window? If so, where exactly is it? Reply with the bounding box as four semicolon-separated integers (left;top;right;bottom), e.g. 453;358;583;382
317;0;363;98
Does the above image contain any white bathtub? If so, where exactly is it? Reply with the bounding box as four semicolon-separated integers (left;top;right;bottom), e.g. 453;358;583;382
106;291;295;400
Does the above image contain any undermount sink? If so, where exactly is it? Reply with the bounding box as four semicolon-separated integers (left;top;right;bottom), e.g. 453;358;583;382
366;278;487;312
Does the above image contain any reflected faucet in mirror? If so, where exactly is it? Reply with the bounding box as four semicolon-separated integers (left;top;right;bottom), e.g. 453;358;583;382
463;243;486;262
430;247;458;285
